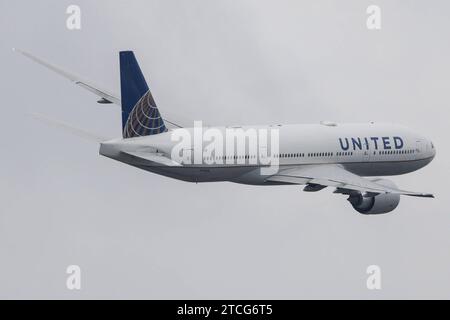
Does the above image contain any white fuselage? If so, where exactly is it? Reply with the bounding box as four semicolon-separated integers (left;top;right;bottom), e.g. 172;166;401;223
100;122;436;184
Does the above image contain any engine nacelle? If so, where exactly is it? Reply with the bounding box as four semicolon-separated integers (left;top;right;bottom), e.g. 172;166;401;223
348;179;400;214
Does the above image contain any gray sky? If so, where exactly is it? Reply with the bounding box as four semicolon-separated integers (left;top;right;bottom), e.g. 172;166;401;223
0;0;449;299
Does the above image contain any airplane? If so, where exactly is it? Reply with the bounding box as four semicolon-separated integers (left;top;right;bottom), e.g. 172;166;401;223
16;49;436;214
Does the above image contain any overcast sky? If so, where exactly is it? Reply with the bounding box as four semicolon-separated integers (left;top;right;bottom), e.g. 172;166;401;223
0;0;449;299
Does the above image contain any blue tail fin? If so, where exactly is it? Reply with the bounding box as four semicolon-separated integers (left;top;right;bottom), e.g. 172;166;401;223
119;51;167;138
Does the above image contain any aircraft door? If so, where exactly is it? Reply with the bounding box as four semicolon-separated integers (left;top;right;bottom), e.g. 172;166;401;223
362;139;371;161
416;139;424;154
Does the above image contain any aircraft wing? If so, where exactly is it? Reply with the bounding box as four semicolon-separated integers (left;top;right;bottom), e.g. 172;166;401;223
123;151;182;167
15;49;184;128
15;48;120;105
266;164;434;198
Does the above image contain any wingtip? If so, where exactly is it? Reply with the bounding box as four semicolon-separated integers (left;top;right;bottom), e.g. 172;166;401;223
12;48;26;55
421;193;435;198
411;193;435;198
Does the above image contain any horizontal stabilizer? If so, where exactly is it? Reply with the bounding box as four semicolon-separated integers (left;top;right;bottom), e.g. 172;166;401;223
30;113;107;142
123;151;181;167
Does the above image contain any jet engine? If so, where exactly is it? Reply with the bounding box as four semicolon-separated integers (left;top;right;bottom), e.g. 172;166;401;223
347;179;400;214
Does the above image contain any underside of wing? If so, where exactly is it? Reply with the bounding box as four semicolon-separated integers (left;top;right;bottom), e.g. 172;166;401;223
266;164;434;198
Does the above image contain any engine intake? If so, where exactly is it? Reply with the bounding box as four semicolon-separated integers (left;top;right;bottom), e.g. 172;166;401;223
348;179;400;214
